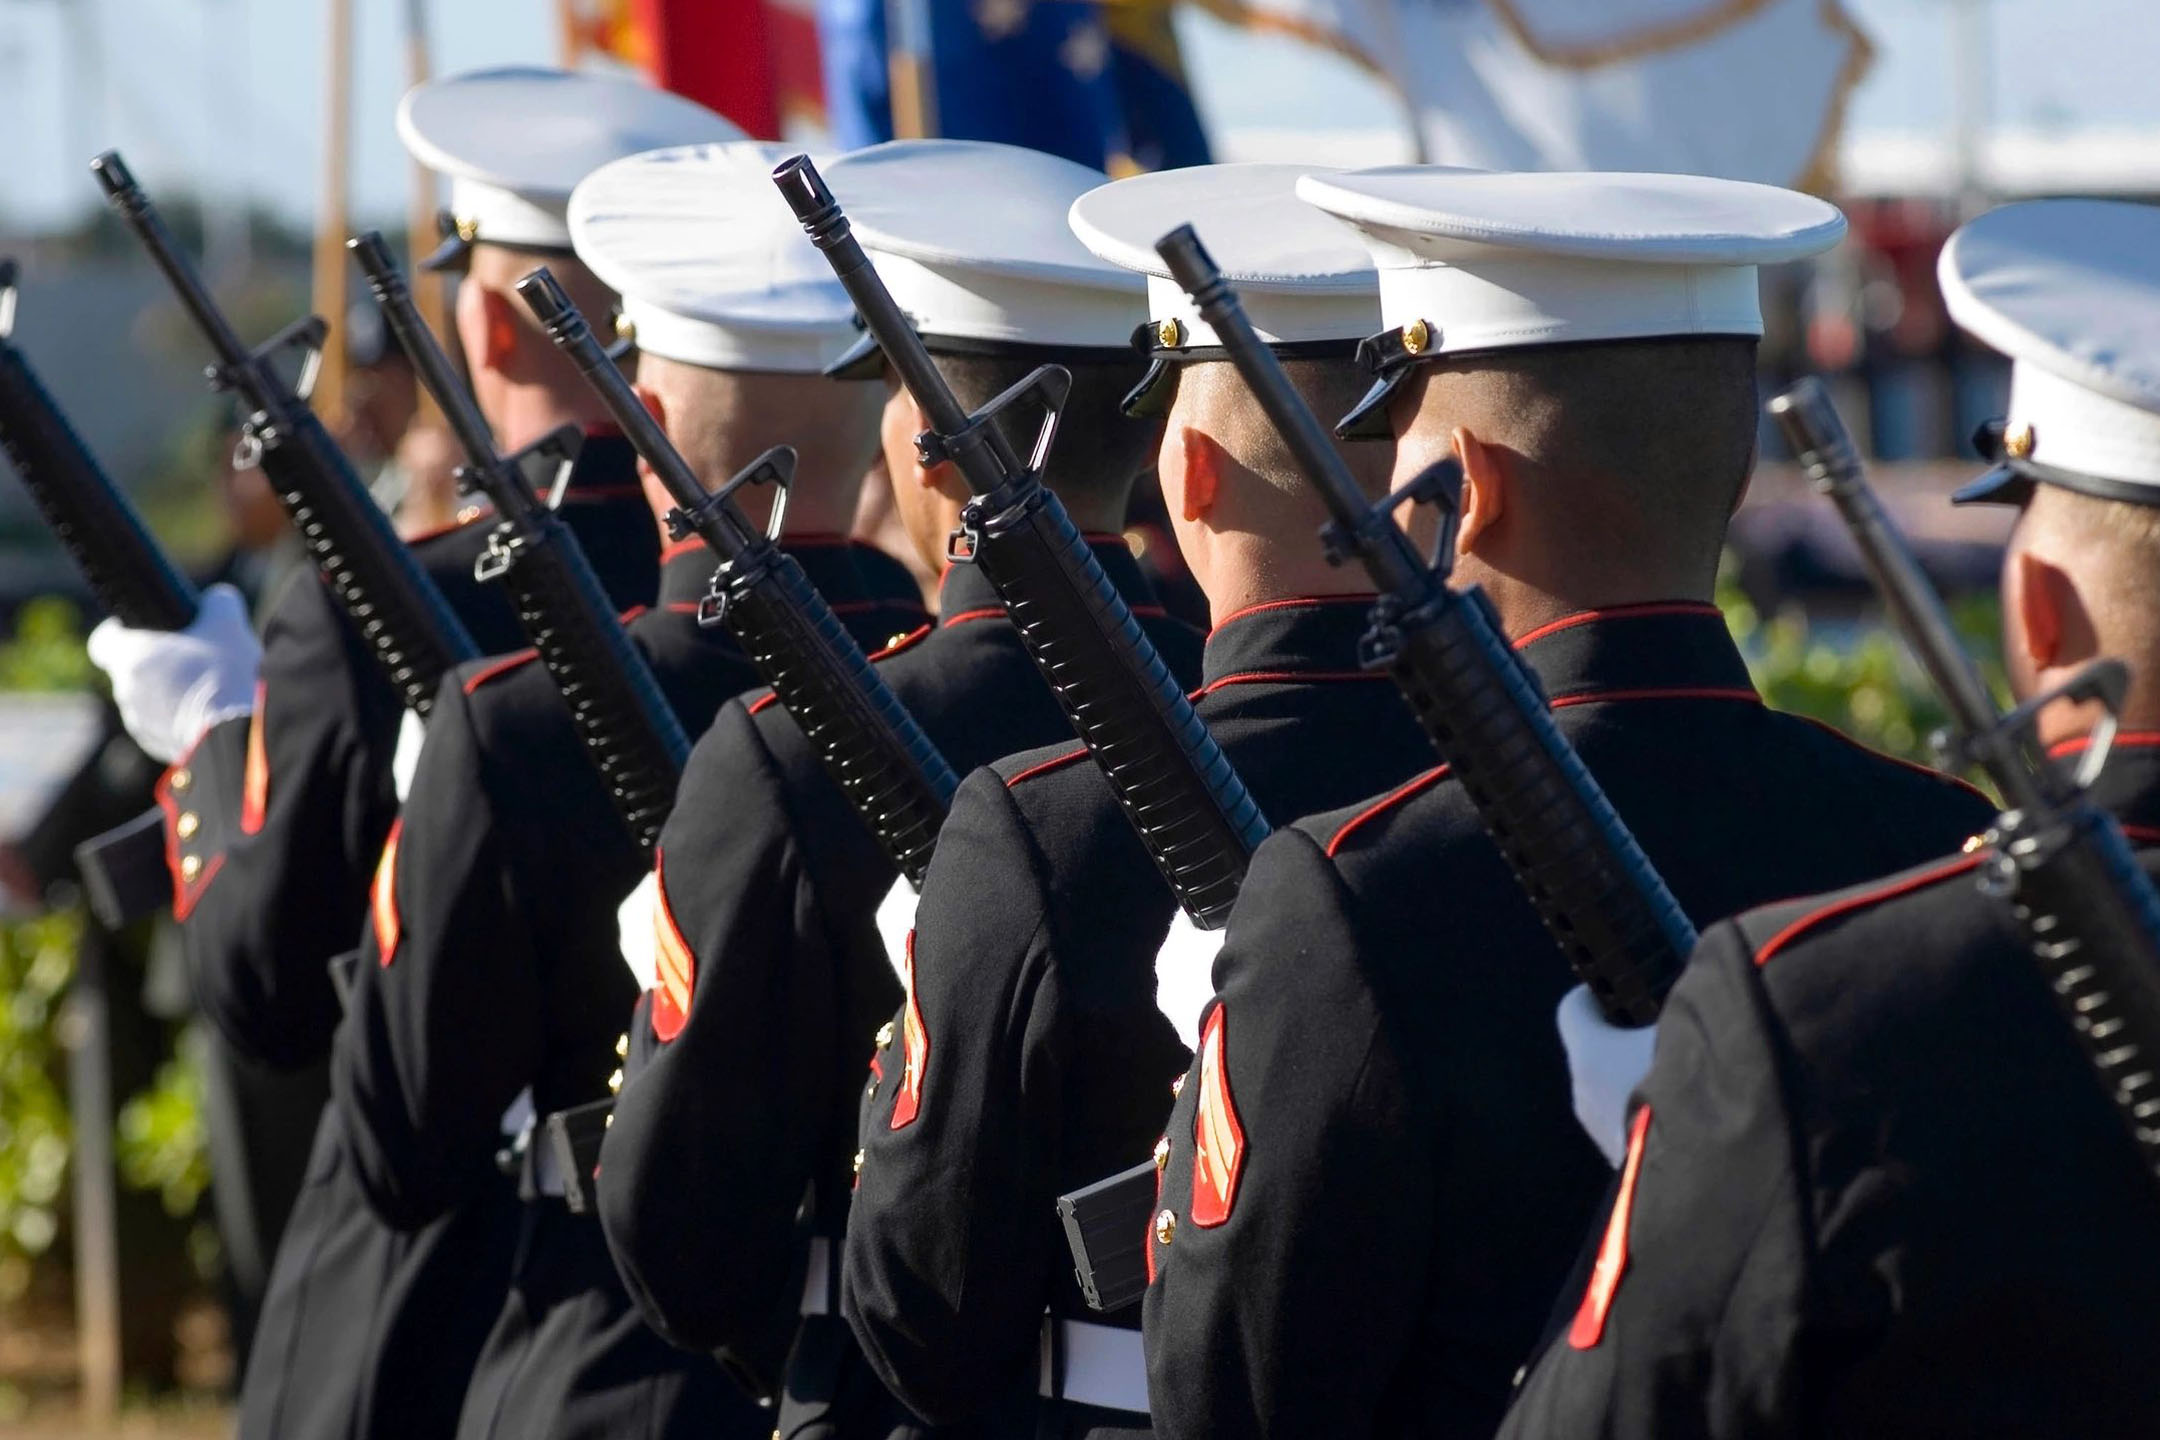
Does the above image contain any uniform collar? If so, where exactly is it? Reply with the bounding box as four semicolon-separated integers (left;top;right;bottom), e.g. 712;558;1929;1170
1513;602;1758;705
652;533;886;611
2047;734;2160;840
1201;595;1382;689
559;428;644;502
934;534;1164;627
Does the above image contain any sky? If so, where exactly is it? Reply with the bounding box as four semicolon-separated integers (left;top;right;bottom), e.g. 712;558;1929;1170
0;0;2152;234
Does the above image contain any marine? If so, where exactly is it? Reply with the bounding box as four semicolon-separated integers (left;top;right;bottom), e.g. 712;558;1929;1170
85;64;742;1440
328;135;928;1440
1136;168;1999;1440
839;159;1445;1436
1499;195;2160;1440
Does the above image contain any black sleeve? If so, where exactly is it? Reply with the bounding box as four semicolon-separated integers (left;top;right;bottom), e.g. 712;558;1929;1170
598;702;895;1351
329;675;544;1230
1142;826;1433;1440
841;767;1058;1426
1498;920;1812;1440
178;574;396;1070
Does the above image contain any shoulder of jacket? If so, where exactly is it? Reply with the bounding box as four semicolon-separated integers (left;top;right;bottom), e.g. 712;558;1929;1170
1301;764;1458;862
455;647;542;698
995;742;1093;792
1735;849;1986;966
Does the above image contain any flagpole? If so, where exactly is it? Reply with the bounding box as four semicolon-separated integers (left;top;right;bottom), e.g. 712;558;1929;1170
886;0;937;138
403;0;450;426
311;0;354;426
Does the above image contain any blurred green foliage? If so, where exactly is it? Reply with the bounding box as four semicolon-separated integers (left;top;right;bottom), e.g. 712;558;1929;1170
0;601;213;1302
1719;556;2006;777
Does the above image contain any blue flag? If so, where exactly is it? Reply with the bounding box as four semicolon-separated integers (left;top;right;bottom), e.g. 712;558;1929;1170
819;0;1211;172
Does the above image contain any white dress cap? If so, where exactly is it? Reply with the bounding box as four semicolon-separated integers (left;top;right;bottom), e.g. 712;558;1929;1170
821;140;1145;361
570;143;859;376
399;67;745;258
1070;164;1381;350
1298;168;1846;356
1939;199;2160;507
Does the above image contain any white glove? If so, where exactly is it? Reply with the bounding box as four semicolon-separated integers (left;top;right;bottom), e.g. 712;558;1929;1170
873;877;919;984
392;709;427;804
618;870;660;991
1556;983;1659;1168
1154;910;1228;1051
86;583;261;764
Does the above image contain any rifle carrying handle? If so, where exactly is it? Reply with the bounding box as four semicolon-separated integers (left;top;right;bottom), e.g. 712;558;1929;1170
488;509;691;856
722;556;958;886
0;270;198;630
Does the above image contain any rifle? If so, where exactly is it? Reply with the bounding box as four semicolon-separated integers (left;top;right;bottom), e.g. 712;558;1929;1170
349;232;688;855
0;260;198;629
1771;377;2160;1181
772;155;1270;928
516;268;958;887
92;151;478;716
1157;226;1694;1021
0;259;201;926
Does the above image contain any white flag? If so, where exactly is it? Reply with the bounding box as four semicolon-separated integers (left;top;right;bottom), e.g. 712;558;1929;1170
1201;0;1871;187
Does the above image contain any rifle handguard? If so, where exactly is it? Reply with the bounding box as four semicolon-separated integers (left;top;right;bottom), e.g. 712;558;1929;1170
94;154;477;715
0;262;198;630
775;156;1270;927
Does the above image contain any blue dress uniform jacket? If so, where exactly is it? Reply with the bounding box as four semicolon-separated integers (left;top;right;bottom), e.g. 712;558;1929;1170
331;539;927;1440
598;541;1201;1440
844;595;1440;1438
1139;603;1999;1440
195;436;659;1440
163;435;659;1072
1496;739;2160;1440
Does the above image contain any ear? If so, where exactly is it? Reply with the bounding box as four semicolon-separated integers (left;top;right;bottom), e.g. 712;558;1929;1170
1159;425;1223;524
477;286;522;373
1453;425;1506;557
2009;547;2069;673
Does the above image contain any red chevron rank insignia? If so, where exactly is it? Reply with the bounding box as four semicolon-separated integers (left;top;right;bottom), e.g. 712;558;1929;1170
1189;1005;1244;1227
651;851;695;1043
890;931;928;1130
371;819;402;965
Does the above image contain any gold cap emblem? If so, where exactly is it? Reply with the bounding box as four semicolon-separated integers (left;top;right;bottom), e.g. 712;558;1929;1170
1401;318;1432;355
453;215;480;244
1157;318;1183;349
613;312;638;345
2005;423;2037;460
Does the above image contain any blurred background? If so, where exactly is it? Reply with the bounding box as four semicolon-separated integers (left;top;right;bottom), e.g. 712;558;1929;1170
0;0;2143;1432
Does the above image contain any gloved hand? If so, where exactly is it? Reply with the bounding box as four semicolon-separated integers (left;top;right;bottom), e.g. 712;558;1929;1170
1155;910;1228;1051
618;870;660;991
392;709;427;804
86;583;261;764
873;876;918;983
1555;983;1659;1168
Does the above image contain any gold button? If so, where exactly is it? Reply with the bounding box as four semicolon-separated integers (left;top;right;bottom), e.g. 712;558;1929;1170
875;1021;895;1048
1962;833;1988;854
2005;422;2037;460
1154;1209;1177;1246
852;1149;866;1176
613;312;638;345
169;768;191;792
176;813;199;840
615;1033;629;1059
607;1068;624;1095
1170;1073;1185;1099
455;504;484;525
1156;317;1182;349
1153;1135;1170;1172
179;855;202;882
604;1111;613;1128
886;633;911;650
1401;318;1431;355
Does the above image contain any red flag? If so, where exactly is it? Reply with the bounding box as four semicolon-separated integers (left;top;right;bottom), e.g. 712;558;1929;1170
566;0;823;140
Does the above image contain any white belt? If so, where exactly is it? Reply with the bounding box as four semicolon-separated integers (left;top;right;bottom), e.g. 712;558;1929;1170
800;1235;835;1316
1039;1316;1150;1416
